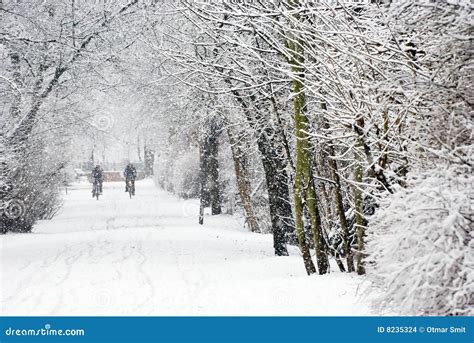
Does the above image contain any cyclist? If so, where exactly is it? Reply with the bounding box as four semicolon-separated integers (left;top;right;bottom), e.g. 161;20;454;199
124;163;137;195
91;165;103;194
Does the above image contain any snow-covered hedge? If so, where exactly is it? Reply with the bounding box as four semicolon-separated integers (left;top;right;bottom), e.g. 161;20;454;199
367;165;473;315
169;149;200;199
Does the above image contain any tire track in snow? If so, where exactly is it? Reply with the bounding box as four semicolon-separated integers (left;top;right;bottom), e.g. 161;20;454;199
132;231;156;314
2;244;73;312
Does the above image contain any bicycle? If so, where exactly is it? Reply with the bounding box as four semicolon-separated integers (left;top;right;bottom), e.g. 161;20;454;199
92;180;101;200
127;179;135;199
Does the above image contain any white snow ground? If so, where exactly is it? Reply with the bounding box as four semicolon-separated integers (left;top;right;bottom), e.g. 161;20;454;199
0;179;373;316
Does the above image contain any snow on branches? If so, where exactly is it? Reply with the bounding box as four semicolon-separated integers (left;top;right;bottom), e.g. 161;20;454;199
367;165;473;316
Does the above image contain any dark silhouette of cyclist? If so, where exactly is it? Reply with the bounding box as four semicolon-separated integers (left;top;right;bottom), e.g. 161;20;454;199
91;165;103;193
124;163;137;194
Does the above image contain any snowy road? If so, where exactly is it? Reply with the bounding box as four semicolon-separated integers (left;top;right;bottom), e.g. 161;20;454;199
1;180;372;315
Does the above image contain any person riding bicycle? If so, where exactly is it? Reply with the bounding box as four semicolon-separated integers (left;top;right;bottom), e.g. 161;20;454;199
124;163;137;194
91;165;103;194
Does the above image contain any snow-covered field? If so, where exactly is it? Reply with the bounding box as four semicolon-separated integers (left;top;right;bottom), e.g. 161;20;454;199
0;180;373;316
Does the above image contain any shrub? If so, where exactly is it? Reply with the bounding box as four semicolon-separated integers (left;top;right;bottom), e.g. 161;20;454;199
367;165;473;315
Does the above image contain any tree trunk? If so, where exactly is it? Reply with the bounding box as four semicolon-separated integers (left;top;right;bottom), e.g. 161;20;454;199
144;145;155;177
294;170;317;274
198;138;209;225
137;135;142;162
227;127;259;233
208;127;222;215
329;153;355;273
225;81;294;256
9;51;22;120
354;136;365;275
305;171;329;274
199;119;222;221
288;19;328;274
321;109;355;273
259;141;292;256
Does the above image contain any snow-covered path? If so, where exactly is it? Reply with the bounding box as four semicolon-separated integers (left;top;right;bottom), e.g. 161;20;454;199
1;180;372;315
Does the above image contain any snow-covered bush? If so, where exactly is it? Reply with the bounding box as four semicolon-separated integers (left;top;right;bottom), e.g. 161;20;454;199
367;165;473;315
1;136;66;233
169;149;200;199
